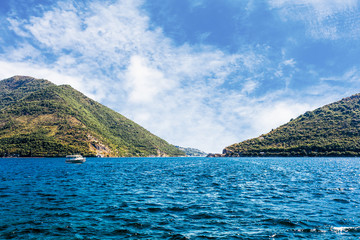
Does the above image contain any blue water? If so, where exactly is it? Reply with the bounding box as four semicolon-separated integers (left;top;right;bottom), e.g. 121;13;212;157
0;157;360;239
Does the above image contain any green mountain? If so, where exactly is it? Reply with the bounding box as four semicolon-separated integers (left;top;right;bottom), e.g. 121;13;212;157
0;76;185;157
224;94;360;157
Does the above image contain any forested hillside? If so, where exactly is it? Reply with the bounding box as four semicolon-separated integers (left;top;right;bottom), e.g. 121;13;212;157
224;94;360;157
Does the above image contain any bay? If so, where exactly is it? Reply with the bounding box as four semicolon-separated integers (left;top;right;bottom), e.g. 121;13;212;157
0;157;360;239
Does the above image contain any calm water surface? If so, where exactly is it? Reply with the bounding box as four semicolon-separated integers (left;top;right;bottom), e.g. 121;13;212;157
0;157;360;239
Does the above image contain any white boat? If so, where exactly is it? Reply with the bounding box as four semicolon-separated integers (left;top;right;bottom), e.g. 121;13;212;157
65;155;86;163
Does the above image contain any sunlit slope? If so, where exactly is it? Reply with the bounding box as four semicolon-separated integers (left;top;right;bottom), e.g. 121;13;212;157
224;94;360;157
0;76;184;157
0;76;54;109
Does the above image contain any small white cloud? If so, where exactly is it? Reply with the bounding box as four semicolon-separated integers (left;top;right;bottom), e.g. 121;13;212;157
241;80;258;94
198;32;211;42
283;58;296;66
188;0;206;10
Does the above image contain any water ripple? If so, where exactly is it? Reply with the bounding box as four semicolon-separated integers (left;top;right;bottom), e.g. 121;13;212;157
1;157;360;239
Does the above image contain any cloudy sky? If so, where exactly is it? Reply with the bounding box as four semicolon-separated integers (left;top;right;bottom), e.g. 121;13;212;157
1;0;360;153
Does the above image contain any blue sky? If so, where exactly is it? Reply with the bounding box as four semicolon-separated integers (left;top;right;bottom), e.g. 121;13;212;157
1;0;360;152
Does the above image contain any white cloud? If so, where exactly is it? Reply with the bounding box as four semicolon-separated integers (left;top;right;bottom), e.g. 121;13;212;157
252;101;311;132
25;9;82;51
321;67;360;83
241;80;258;94
188;0;206;10
283;58;296;66
0;60;83;88
269;0;360;39
270;0;357;14
7;18;31;38
4;43;42;61
0;60;109;102
125;55;176;103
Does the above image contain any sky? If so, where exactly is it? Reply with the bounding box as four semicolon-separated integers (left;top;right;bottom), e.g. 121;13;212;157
1;0;360;153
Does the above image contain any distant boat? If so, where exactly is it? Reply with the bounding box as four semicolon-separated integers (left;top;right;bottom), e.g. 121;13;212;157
65;155;86;163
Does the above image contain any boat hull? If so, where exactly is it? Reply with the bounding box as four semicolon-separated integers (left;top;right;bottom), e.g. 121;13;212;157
65;155;86;163
65;159;86;163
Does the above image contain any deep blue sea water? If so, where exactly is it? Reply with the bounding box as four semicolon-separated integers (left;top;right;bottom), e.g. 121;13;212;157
0;157;360;239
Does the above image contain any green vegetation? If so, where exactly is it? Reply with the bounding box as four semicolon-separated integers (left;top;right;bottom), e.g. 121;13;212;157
224;94;360;157
0;76;185;157
0;76;54;109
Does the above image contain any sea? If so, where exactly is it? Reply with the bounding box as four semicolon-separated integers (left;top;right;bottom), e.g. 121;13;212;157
0;157;360;239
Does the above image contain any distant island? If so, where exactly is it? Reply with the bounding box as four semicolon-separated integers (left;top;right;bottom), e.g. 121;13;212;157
0;76;185;157
175;146;207;157
221;93;360;157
